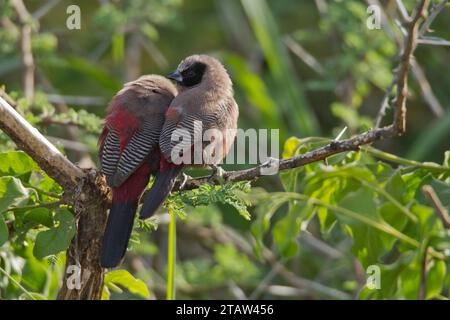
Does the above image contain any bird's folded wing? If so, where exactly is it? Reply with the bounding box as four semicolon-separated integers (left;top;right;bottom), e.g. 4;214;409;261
111;116;164;187
99;127;121;180
159;106;221;163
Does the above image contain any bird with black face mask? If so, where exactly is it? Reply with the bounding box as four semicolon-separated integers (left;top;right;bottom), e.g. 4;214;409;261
140;54;239;219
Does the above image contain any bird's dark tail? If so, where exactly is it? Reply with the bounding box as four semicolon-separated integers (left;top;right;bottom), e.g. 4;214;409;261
140;166;182;219
101;200;137;268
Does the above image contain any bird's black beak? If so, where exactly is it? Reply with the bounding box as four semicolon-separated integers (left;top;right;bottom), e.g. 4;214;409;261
166;70;183;83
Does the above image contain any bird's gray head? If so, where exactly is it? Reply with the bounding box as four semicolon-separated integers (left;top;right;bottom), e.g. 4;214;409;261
166;54;232;90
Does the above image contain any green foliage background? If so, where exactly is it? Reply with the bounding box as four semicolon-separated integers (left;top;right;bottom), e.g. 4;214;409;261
0;0;449;300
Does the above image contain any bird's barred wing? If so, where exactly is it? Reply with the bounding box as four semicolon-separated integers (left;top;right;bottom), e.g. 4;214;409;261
160;105;223;163
111;116;164;187
99;127;121;180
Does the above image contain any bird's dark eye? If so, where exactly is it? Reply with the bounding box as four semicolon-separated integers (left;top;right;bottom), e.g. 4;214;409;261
181;62;207;87
185;70;195;77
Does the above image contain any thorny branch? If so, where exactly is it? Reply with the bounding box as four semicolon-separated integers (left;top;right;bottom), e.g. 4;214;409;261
178;0;431;191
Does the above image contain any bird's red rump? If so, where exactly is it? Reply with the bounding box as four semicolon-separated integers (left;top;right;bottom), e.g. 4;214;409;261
113;163;151;202
106;106;140;152
159;156;178;172
165;106;179;120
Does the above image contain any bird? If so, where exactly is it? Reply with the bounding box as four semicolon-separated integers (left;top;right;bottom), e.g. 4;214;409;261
98;75;177;268
140;54;239;219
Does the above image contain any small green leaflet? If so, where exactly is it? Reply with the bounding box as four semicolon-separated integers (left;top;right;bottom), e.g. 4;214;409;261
102;270;150;299
33;209;76;259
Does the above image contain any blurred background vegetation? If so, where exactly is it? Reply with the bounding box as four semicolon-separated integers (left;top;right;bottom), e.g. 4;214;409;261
0;0;449;300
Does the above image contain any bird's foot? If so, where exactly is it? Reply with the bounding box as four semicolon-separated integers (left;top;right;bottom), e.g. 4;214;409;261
207;165;226;184
178;172;190;190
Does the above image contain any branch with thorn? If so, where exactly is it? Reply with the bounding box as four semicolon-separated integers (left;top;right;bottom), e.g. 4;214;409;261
177;0;430;191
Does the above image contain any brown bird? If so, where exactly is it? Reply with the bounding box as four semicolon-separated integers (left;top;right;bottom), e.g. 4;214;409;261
140;54;239;218
99;75;177;267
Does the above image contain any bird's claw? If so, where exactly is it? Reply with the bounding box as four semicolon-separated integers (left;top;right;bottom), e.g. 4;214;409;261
178;172;189;190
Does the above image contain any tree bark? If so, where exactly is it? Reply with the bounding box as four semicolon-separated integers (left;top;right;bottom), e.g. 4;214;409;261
57;170;110;300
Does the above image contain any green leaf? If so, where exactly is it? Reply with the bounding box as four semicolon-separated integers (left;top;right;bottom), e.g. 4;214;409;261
0;151;38;176
0;176;31;213
179;182;252;220
111;33;125;62
19;292;47;300
24;208;54;228
33;209;76;259
281;136;301;159
272;210;300;258
426;259;446;299
102;270;150;300
337;187;391;267
0;214;8;246
385;171;407;203
337;187;379;225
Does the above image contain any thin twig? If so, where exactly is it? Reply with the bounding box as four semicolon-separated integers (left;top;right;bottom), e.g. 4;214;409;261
314;0;328;16
418;244;429;300
32;0;61;20
417;36;450;46
374;76;397;129
284;35;326;76
411;59;444;117
140;37;169;69
376;1;445;119
7;200;63;213
396;0;412;22
422;185;450;229
12;0;35;100
418;0;449;37
394;0;429;134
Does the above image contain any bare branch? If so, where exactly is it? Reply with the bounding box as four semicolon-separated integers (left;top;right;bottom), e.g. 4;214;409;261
314;0;328;16
373;1;444;120
32;0;61;20
140;37;169;69
417;36;450;46
419;0;449;37
284;35;326;76
395;0;412;22
411;59;444;117
394;0;429;134
0;96;84;192
12;0;35;100
374;76;397;129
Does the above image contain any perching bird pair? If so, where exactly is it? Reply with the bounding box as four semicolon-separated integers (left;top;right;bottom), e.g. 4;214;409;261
98;55;239;268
